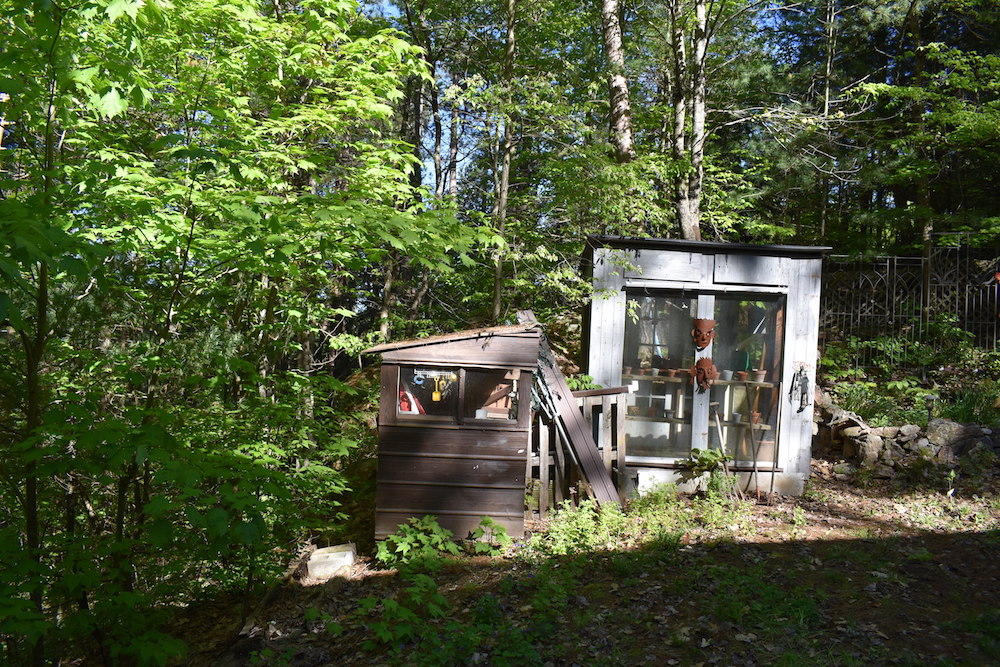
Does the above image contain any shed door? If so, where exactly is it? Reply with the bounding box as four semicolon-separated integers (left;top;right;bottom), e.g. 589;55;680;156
621;289;784;466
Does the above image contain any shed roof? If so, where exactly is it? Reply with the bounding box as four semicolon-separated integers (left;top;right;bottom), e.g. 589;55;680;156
587;235;832;259
362;323;541;355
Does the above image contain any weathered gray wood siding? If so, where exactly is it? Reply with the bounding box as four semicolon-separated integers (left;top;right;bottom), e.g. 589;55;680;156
585;238;828;495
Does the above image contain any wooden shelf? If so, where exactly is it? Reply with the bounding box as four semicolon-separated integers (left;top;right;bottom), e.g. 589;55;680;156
628;415;687;424
627;415;772;430
624;373;775;389
623;373;685;382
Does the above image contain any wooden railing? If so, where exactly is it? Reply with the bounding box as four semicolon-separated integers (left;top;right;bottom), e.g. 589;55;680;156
525;386;629;520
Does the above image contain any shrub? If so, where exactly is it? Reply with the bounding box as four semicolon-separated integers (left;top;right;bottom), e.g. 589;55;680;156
374;516;461;571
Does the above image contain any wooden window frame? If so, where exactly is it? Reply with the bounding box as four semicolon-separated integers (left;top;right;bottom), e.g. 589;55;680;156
382;364;530;430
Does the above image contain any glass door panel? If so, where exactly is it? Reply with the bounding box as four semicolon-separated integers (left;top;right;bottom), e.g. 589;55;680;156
623;290;785;466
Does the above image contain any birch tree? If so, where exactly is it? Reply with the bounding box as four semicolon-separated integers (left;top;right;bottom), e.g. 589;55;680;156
599;0;636;163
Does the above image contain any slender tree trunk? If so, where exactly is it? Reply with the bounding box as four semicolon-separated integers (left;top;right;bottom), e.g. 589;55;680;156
431;77;445;199
401;0;430;193
379;255;396;338
23;9;67;659
491;0;517;324
406;76;424;191
818;0;838;239
257;275;279;400
822;0;837;118
405;270;432;336
448;103;460;197
599;0;635;163
667;0;700;240
684;0;707;241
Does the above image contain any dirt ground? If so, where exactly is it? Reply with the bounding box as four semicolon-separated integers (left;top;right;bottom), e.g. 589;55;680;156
168;461;1000;666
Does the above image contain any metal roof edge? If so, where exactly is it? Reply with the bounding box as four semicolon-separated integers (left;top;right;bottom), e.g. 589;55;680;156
587;235;832;258
362;323;541;355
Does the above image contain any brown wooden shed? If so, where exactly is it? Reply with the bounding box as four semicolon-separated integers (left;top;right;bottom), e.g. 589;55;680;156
364;324;542;539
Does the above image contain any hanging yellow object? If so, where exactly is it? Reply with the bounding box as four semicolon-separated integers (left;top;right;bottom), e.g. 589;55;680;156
432;377;442;402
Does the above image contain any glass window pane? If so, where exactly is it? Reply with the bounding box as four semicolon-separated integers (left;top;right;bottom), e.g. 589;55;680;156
464;369;519;420
623;292;700;460
397;367;459;419
710;294;785;465
622;290;785;464
623;294;699;374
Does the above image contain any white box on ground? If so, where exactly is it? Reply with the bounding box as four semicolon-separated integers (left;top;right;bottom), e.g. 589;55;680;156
307;543;356;579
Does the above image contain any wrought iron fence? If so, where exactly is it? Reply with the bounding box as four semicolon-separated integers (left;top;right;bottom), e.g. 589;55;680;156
821;236;1000;369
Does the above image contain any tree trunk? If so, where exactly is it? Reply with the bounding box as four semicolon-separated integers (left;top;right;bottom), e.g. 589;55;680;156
402;75;424;191
685;0;707;241
667;0;700;240
23;10;64;657
599;0;635;163
447;102;460;197
379;255;396;338
431;75;445;199
491;0;517;324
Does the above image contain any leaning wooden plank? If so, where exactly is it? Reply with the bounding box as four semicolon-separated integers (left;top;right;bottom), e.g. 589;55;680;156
601;394;614;474
535;340;620;505
538;420;550;516
517;310;620;505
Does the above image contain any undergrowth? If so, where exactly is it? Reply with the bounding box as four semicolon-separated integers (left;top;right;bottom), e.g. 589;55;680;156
822;329;1000;428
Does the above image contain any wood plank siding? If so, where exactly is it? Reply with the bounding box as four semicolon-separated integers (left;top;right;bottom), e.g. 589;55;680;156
367;328;541;539
374;425;530;538
583;236;829;496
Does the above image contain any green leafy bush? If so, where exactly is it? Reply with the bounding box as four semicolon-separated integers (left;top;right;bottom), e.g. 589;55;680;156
375;516;462;571
939;379;1000;426
525;499;629;556
832;380;927;427
467;516;513;556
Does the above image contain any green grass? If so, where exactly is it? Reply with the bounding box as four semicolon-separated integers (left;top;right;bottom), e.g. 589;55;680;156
948;609;1000;660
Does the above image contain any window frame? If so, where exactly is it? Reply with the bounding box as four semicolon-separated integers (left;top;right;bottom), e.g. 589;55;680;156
387;365;529;429
621;287;786;466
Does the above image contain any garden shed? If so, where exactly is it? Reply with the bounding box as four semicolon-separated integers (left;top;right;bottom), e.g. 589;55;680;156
364;325;542;539
584;236;830;495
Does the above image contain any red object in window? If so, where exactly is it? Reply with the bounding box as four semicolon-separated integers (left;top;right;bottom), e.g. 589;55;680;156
398;389;425;414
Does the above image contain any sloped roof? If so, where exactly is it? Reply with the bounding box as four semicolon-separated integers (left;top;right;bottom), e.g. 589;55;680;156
362;323;540;355
588;235;831;258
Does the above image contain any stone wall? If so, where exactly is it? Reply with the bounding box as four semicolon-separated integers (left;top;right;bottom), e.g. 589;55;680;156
813;389;999;481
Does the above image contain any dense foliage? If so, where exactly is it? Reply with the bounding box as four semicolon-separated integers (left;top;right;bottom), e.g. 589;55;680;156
1;0;998;662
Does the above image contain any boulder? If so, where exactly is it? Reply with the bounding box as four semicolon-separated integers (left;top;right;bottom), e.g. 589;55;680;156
842;425;866;439
898;424;921;441
955;436;997;459
904;436;927;453
936;445;957;465
913;438;937;459
876;426;900;439
873;464;895;479
307;543;356;579
833;462;856;475
858;433;884;467
925;418;970;447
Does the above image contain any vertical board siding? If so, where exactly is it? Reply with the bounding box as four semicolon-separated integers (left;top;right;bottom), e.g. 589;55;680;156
715;255;789;286
585;239;826;496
